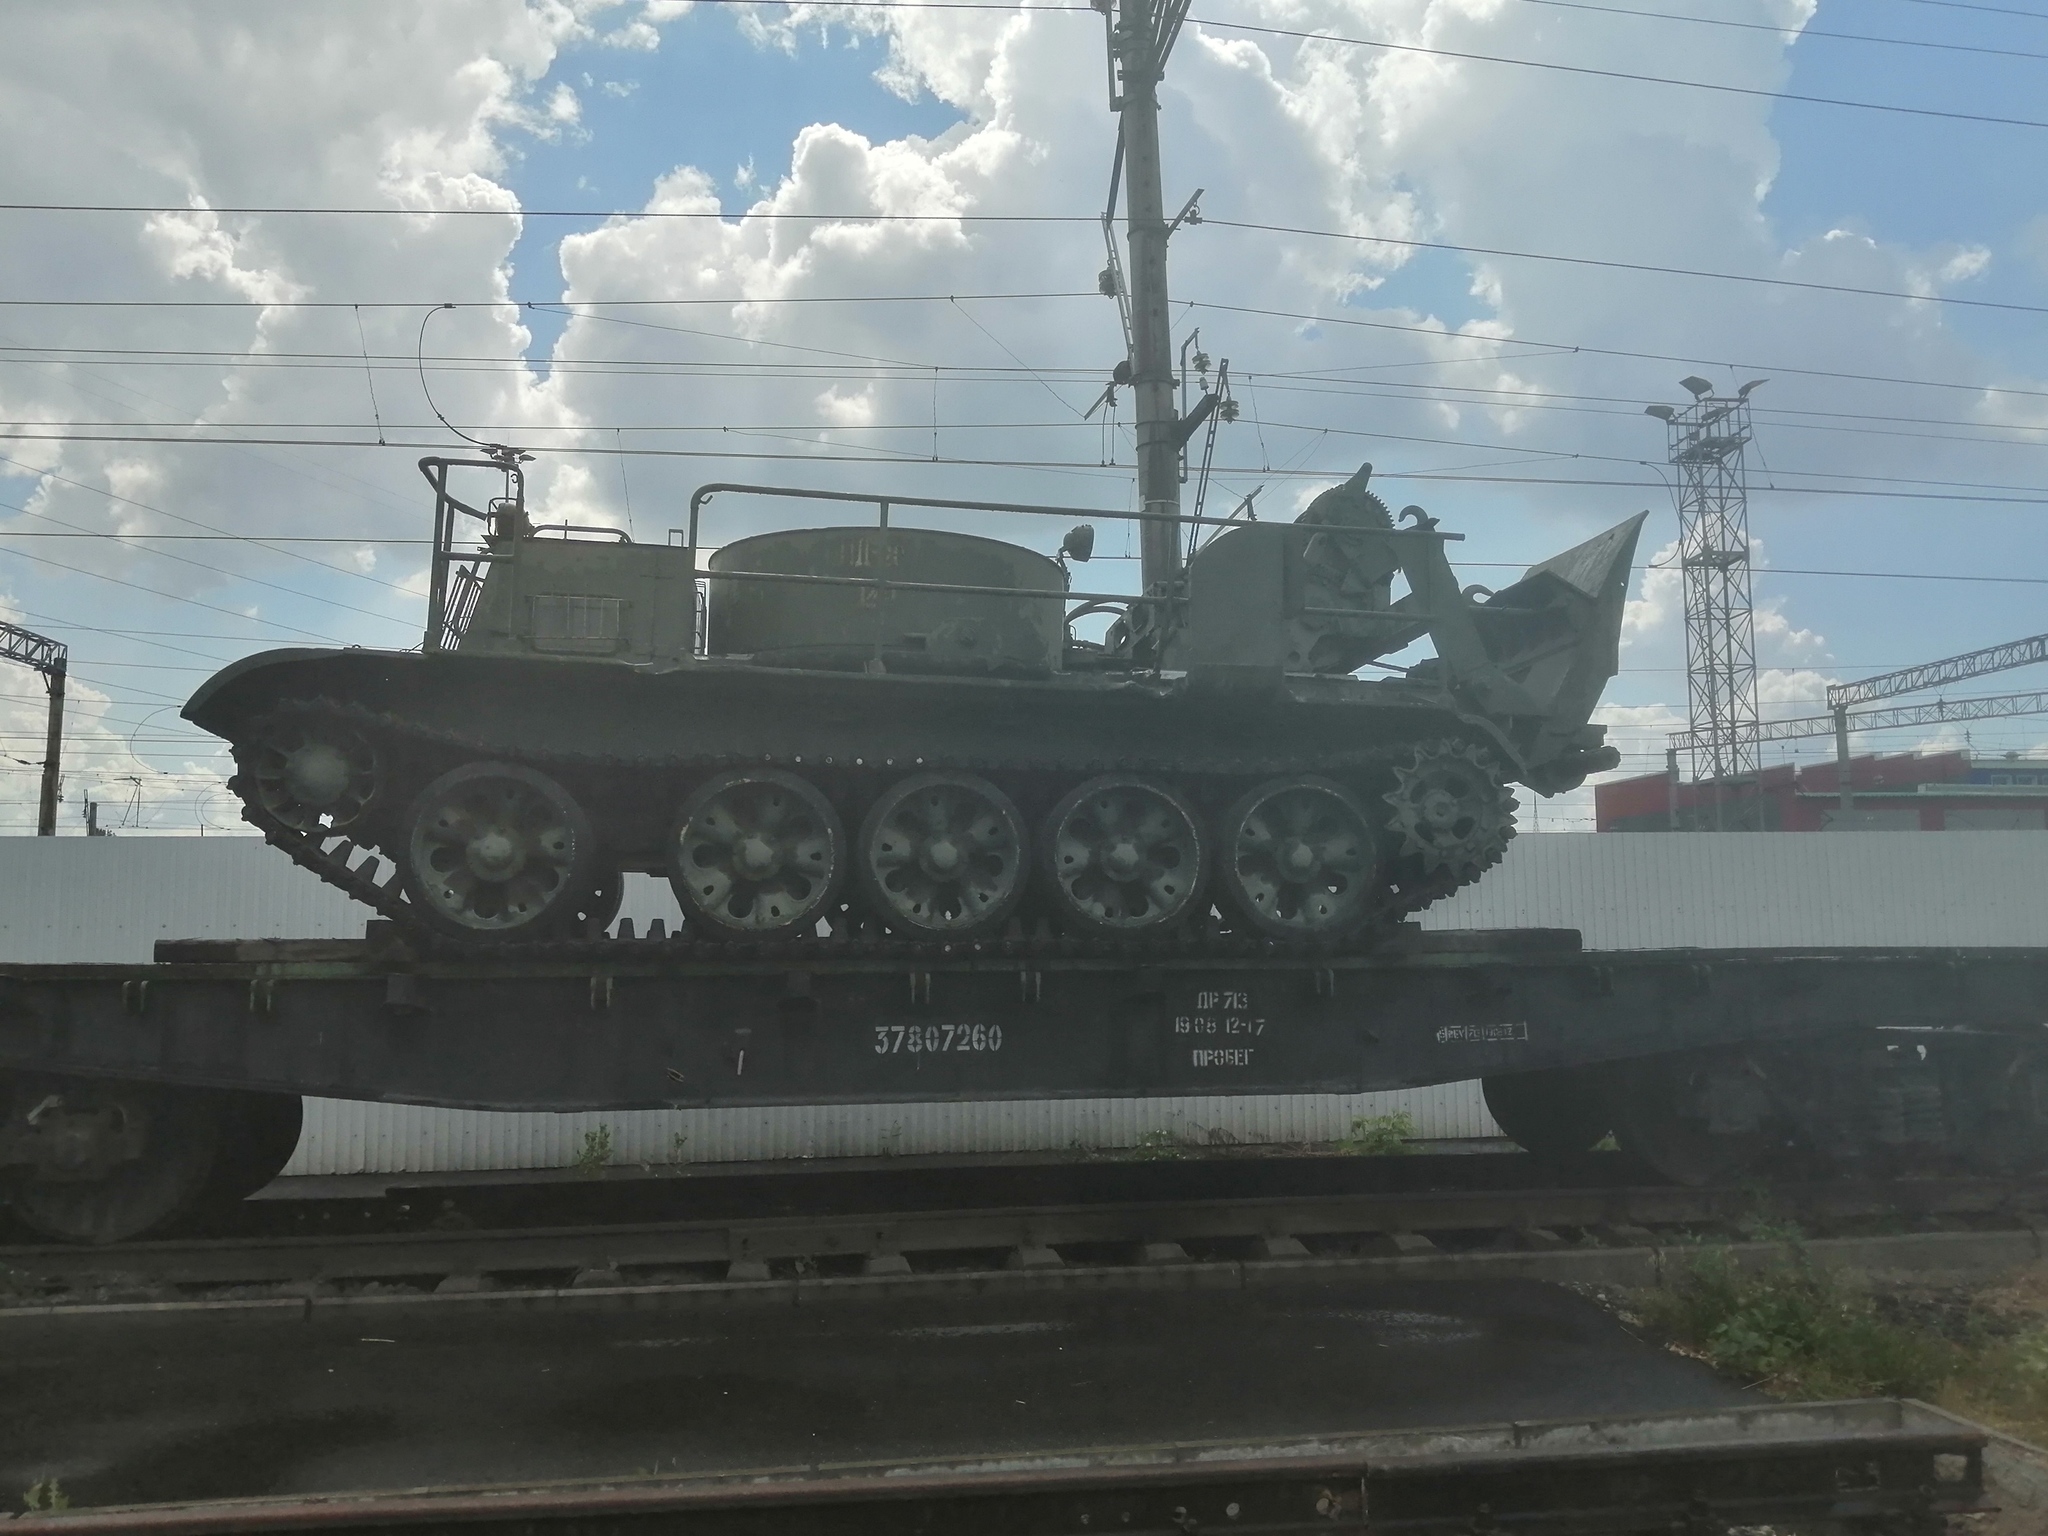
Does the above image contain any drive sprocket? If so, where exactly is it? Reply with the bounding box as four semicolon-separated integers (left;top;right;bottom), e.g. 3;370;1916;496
1383;739;1517;886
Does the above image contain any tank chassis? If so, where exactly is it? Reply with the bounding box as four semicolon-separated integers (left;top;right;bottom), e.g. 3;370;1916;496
6;930;2048;1241
185;453;1645;956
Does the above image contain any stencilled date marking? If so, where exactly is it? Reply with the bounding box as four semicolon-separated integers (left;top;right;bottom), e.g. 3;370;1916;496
1174;988;1265;1069
874;1023;1004;1055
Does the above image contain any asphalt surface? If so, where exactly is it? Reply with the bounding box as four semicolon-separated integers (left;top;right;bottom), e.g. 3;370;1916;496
0;1276;1750;1511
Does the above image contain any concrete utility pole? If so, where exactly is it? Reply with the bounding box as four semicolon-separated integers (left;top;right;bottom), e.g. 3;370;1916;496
1;620;66;835
1108;0;1195;599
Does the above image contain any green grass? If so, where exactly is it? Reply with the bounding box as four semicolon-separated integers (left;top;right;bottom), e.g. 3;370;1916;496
571;1125;614;1177
1633;1250;2048;1447
1338;1112;1415;1156
1640;1251;1954;1398
1130;1129;1185;1160
22;1479;69;1513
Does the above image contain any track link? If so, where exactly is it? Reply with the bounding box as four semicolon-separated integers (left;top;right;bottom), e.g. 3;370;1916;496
230;699;1518;961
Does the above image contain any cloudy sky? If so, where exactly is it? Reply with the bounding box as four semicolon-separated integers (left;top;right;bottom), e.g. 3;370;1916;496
0;0;2044;834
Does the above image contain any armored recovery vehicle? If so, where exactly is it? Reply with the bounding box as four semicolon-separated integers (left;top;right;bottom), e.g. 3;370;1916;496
183;456;1643;952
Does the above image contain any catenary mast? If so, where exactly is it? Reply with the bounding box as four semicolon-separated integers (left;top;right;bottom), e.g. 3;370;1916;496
1107;0;1196;599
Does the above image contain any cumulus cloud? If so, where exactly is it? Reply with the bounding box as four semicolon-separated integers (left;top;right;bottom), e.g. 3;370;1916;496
0;0;2040;829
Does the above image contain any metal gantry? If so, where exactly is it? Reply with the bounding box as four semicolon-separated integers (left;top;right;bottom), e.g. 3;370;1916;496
1647;378;1765;787
0;620;66;835
1817;631;2048;810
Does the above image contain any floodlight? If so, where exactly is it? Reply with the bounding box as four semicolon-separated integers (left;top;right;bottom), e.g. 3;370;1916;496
1680;375;1714;398
1644;404;1676;421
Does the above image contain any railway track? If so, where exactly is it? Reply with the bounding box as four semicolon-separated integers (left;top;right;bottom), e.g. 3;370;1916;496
6;1169;2043;1303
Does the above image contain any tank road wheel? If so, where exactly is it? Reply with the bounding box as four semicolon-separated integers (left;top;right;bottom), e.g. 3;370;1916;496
669;770;845;937
1040;776;1209;936
858;772;1028;939
1482;1069;1612;1159
1384;740;1517;885
2;1075;224;1245
1219;776;1378;941
245;711;382;833
402;762;595;942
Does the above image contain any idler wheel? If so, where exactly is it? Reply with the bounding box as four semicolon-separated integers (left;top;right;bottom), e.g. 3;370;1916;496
1384;740;1517;885
3;1074;225;1244
1218;775;1378;940
669;769;845;936
857;772;1027;939
245;712;382;833
1040;776;1208;935
402;762;595;941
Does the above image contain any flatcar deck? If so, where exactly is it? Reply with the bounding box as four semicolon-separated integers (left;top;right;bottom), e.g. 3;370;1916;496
5;928;2047;1112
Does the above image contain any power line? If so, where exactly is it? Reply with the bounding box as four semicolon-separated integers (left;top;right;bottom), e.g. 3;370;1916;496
1184;301;2048;402
22;293;2037;409
1517;0;2048;58
0;291;1101;310
1204;220;2048;317
1895;0;2048;21
7;431;2048;507
0;540;353;643
0;495;413;630
0;209;2034;317
1190;15;2048;130
0;452;416;596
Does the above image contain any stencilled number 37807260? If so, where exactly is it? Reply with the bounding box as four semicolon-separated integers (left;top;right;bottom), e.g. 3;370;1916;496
874;1023;1004;1054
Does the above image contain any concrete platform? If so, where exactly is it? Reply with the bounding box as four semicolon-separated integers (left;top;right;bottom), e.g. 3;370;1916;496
0;1275;1749;1510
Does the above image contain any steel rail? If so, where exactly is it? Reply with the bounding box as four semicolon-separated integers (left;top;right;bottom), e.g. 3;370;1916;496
0;1399;1991;1536
4;1174;2039;1293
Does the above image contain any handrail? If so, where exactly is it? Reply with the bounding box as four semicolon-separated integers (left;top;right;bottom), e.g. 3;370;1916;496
683;480;1461;556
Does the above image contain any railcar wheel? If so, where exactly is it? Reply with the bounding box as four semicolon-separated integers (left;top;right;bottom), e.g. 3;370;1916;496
1607;1054;1775;1187
195;1092;305;1212
1040;776;1208;935
244;712;382;833
3;1076;224;1245
857;772;1027;939
1482;1069;1612;1158
1218;776;1378;940
669;770;845;936
401;762;595;941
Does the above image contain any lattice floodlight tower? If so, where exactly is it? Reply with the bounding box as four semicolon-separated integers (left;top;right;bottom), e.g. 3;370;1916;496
0;620;66;836
1645;377;1766;783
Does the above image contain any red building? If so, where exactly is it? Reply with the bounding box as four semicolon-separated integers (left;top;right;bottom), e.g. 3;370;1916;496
1594;750;2048;832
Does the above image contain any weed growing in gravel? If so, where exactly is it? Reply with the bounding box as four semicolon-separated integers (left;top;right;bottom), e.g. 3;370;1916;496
22;1479;69;1513
572;1125;615;1176
1131;1129;1185;1160
1339;1112;1415;1156
1639;1251;1953;1399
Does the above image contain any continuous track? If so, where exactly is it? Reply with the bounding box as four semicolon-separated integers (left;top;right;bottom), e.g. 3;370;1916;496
234;697;1496;960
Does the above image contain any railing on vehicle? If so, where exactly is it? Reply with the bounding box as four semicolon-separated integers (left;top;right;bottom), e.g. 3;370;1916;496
421;463;1466;659
421;454;527;654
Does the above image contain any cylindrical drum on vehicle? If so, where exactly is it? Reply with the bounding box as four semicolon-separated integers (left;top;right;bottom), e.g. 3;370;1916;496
706;526;1066;676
